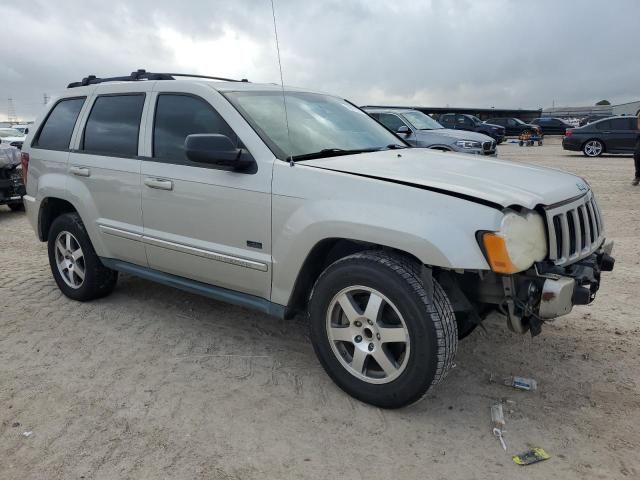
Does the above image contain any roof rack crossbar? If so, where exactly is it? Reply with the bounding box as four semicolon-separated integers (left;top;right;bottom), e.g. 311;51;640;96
67;69;249;88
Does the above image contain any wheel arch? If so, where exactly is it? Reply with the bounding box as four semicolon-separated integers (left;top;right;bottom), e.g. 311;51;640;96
427;145;453;152
284;238;423;318
38;197;78;241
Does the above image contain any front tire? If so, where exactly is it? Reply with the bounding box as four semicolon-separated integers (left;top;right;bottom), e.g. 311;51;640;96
48;213;118;301
308;251;458;408
583;139;604;157
8;202;25;212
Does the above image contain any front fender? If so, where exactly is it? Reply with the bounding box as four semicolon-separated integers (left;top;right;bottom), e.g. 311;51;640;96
270;161;503;306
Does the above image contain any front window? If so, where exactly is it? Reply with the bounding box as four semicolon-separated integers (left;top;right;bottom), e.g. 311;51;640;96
224;91;405;161
468;115;483;125
513;118;526;125
401;111;443;130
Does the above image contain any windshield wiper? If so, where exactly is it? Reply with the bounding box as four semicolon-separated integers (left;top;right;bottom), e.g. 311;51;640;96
291;147;381;162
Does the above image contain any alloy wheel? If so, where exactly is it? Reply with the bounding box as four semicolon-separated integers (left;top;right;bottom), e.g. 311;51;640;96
326;286;410;384
54;231;86;289
584;140;603;157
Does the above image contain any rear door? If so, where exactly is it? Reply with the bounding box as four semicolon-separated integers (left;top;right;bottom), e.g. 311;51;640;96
139;83;272;299
67;83;149;266
608;118;637;151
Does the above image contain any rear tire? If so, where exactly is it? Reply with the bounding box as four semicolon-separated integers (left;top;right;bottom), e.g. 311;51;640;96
47;213;118;301
8;202;24;212
583;139;604;157
308;251;457;408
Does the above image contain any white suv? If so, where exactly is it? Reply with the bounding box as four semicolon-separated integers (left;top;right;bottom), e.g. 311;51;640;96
21;70;614;408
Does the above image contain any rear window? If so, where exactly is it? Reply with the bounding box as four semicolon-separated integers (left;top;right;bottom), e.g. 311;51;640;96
34;97;85;150
82;94;145;157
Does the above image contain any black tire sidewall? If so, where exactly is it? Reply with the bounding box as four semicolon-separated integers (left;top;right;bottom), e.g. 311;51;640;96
47;213;114;301
309;257;441;408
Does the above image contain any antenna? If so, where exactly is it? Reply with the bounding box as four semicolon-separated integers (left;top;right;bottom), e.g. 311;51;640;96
270;0;294;166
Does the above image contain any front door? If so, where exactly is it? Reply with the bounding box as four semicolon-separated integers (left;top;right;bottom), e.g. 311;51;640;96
140;86;272;299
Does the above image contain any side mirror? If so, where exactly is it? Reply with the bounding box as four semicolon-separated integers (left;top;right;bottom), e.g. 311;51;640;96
184;134;254;171
396;125;411;135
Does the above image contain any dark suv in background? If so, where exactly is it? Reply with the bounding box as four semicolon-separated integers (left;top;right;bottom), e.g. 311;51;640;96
530;117;573;135
485;117;542;137
562;116;638;157
438;113;505;143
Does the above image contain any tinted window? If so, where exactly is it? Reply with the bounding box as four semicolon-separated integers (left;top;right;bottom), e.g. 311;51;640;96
596;120;612;130
609;118;634;130
439;114;453;126
82;94;145;156
153;94;237;162
377;113;407;132
35;97;85;150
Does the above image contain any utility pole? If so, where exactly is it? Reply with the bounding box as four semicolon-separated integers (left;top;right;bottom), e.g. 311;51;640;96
43;93;50;105
7;98;17;123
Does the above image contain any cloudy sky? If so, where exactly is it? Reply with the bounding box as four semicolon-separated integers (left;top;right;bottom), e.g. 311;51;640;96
0;0;638;121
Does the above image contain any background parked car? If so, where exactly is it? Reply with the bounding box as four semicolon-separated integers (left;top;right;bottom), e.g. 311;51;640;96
364;108;496;155
0;127;26;149
530;117;573;135
438;113;505;143
0;143;25;211
10;124;30;135
484;117;542;137
562;116;638;157
578;114;611;127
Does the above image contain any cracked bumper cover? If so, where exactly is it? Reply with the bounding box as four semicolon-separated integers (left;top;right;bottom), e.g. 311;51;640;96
505;240;614;334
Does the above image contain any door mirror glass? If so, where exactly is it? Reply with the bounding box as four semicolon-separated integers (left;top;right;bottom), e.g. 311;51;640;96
396;125;411;134
184;134;254;171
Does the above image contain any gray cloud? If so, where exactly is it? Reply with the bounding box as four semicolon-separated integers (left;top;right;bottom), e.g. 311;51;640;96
0;0;638;120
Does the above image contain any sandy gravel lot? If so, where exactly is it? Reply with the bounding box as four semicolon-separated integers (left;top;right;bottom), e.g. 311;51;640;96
1;138;639;480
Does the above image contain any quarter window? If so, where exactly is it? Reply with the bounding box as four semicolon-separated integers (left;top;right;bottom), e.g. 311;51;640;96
34;97;85;150
82;94;145;157
153;94;237;162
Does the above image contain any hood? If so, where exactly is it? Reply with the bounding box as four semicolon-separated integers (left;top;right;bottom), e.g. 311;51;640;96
302;148;586;210
416;128;493;143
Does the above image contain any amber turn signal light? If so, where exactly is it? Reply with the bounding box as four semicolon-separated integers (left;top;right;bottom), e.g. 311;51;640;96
482;232;517;274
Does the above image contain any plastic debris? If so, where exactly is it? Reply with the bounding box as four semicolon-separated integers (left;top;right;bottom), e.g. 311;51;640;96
491;403;507;450
504;376;538;391
22;431;32;437
512;447;550;466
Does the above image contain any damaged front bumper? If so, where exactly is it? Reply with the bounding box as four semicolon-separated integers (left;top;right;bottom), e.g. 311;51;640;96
502;240;615;336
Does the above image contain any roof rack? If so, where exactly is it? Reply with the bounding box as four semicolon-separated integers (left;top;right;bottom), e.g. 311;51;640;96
67;69;249;88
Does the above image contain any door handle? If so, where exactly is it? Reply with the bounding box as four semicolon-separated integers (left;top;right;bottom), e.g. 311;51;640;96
70;166;90;177
144;178;173;191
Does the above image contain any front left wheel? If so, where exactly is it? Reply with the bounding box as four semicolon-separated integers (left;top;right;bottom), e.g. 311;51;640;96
308;251;458;408
48;213;118;301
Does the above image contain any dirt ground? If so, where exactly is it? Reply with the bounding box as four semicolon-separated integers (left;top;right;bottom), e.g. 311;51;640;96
1;137;639;480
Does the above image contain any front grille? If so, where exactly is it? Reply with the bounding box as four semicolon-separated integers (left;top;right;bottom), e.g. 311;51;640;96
544;190;604;265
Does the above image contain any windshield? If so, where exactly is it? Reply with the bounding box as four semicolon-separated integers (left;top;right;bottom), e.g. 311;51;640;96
469;116;482;125
0;128;23;138
224;91;405;160
402;111;443;130
513;118;526;125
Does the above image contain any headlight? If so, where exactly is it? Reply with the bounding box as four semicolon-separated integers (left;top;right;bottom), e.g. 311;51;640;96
455;140;482;149
480;210;548;273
